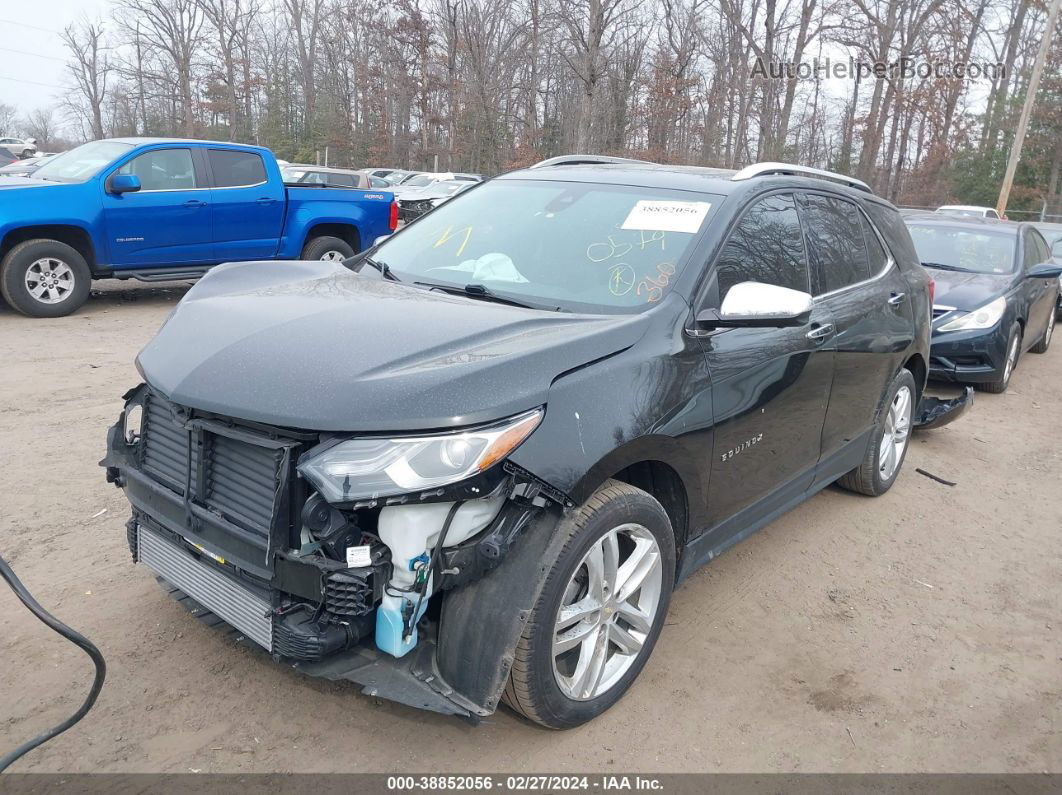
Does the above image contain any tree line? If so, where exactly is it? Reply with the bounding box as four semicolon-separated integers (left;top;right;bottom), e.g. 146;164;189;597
15;0;1062;214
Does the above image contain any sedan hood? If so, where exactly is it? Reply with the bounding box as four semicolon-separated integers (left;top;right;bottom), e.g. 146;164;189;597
137;260;648;432
927;267;1013;311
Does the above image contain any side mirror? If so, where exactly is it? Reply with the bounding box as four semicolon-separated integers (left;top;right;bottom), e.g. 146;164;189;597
108;173;141;194
1025;262;1062;280
696;281;814;330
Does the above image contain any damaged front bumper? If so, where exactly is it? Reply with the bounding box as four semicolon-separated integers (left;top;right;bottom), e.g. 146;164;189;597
914;386;974;431
102;384;565;720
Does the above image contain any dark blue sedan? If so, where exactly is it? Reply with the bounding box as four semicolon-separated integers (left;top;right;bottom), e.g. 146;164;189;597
905;215;1061;393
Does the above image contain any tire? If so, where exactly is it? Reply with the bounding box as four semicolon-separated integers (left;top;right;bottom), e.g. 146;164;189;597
20;149;33;159
502;480;676;729
301;235;356;262
976;323;1021;393
837;368;916;497
0;238;92;318
1030;311;1054;354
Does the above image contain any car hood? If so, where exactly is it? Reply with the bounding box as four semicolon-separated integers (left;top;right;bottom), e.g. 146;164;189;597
927;267;1013;311
137;260;649;432
0;176;57;190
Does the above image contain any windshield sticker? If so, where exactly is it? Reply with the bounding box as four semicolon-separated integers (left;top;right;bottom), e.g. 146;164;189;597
621;201;711;234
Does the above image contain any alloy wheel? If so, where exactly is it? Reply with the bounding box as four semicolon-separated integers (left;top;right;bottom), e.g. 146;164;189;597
552;523;663;701
25;257;75;304
319;250;347;261
1003;334;1019;383
878;385;912;481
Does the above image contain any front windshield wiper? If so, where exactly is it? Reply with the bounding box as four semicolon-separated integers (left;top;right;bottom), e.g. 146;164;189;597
354;254;400;281
921;261;974;273
413;280;560;311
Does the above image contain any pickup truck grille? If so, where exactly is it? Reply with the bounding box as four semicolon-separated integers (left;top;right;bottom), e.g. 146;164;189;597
141;392;290;541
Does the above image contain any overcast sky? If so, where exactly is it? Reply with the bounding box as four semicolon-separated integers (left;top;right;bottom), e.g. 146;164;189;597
0;0;109;122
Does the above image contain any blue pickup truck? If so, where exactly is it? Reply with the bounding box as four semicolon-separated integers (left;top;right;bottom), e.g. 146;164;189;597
0;138;397;317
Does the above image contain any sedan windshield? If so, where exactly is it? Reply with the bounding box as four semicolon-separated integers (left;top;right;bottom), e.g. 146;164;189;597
907;223;1017;275
33;140;134;183
374;179;718;313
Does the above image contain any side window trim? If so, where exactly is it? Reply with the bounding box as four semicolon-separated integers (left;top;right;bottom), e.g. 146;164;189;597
797;189;897;301
114;146;205;193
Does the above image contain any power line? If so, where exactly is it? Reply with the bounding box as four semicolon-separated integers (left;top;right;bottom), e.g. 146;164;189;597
0;74;64;90
0;18;59;34
0;46;67;64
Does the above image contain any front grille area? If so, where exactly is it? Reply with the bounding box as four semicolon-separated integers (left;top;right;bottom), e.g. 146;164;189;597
138;524;273;650
140;392;290;542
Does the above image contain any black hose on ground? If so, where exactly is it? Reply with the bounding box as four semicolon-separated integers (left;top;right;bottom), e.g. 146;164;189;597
0;553;106;773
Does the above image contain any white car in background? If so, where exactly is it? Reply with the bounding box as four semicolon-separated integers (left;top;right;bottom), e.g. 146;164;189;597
936;204;1003;219
0;137;38;159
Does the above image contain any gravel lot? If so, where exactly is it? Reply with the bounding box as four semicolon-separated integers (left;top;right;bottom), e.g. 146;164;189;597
1;281;1059;773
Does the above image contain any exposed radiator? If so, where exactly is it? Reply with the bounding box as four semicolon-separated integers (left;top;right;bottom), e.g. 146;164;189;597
138;524;273;651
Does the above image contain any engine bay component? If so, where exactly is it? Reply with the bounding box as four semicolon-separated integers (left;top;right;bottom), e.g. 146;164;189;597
375;496;506;657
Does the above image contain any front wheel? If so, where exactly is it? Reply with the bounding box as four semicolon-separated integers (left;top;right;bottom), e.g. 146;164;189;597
0;238;92;318
301;235;356;262
977;323;1021;393
503;480;676;729
837;368;916;496
20;149;33;158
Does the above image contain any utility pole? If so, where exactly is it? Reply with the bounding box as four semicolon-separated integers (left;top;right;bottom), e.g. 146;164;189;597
997;0;1061;217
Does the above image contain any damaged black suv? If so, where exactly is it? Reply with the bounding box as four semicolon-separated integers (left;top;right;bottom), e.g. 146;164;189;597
104;159;945;729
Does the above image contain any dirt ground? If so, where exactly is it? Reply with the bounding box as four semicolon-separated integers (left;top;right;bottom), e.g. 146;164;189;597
0;280;1058;774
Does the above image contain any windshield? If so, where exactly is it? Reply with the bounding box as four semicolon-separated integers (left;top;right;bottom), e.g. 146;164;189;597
907;223;1017;274
374;179;718;313
33;140;133;183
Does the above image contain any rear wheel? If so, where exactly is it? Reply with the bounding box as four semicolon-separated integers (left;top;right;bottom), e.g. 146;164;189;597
503;480;675;729
837;368;916;496
20;149;33;158
301;235;356;262
977;323;1021;393
0;238;92;318
1030;311;1054;354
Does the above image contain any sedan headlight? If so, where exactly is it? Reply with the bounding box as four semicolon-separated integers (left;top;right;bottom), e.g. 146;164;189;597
938;296;1006;332
298;408;543;502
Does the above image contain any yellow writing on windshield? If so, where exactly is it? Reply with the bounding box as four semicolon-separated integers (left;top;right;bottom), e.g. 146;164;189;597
433;225;473;257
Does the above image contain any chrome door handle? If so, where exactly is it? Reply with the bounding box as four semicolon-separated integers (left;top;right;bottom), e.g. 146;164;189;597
183;199;206;208
806;323;834;340
257;197;277;204
887;292;906;306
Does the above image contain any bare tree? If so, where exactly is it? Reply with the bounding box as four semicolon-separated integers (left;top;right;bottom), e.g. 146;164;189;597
61;20;111;139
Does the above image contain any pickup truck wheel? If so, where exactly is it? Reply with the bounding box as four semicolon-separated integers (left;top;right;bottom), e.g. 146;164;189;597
502;480;675;729
836;368;916;496
0;239;91;318
302;236;356;262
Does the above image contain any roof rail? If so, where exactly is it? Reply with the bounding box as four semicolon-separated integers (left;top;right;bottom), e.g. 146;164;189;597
731;162;872;194
528;154;654;169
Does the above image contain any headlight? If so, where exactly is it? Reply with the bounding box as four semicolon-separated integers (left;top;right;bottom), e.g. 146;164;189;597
298;408;543;502
938;296;1006;332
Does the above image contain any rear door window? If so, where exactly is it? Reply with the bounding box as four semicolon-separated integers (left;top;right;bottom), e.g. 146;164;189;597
326;172;355;187
799;194;872;294
208;149;267;188
861;214;890;274
713;192;809;301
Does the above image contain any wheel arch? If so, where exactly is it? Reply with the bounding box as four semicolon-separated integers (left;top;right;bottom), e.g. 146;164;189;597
1;225;98;272
902;352;927;401
301;223;361;255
